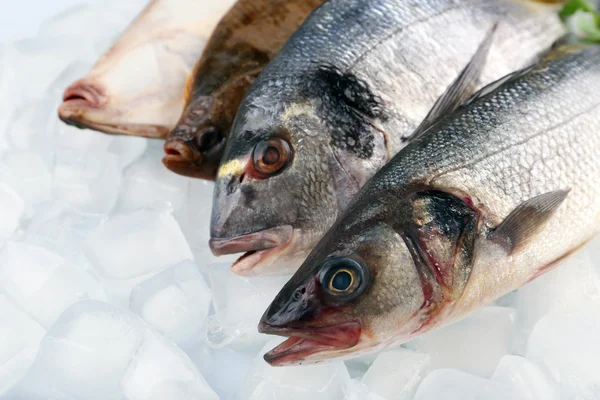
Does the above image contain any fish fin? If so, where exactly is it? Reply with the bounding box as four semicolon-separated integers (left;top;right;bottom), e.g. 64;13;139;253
404;23;498;142
489;189;570;254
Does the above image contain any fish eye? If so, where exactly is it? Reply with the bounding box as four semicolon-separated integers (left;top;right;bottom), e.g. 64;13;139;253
320;256;369;302
251;137;293;178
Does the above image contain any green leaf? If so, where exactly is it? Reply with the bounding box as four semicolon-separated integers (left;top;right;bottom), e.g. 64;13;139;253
559;0;595;21
561;0;600;42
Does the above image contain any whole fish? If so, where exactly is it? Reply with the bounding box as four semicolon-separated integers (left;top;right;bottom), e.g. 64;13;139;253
258;44;600;366
58;0;236;138
163;0;327;180
209;0;566;276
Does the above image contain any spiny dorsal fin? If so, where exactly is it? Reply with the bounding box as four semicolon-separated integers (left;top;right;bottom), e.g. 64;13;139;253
404;23;498;142
489;189;570;254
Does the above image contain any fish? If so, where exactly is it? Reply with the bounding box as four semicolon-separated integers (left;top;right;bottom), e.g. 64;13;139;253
258;43;600;366
163;0;327;180
58;0;236;138
209;0;566;276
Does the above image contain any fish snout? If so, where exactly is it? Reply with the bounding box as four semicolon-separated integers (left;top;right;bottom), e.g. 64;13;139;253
58;79;108;122
208;225;293;256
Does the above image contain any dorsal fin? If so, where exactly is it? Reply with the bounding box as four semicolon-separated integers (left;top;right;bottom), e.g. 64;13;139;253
405;23;498;142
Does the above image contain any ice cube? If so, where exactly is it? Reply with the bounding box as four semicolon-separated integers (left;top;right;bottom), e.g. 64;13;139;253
0;151;52;212
84;208;193;302
117;141;189;213
413;369;515;400
206;265;290;349
405;306;516;377
492;356;558;400
0;294;45;395
108;136;148;169
0;241;106;328
13;301;145;400
526;309;600;399
53;151;122;215
22;202;104;261
121;332;218;400
0;183;24;243
512;245;600;354
129;260;211;347
361;348;431;400
239;340;352;400
200;347;255;400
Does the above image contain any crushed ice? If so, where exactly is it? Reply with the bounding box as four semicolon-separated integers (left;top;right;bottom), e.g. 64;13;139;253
0;1;599;399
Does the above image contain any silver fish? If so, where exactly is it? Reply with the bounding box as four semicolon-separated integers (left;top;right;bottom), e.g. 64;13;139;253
58;0;236;138
259;44;600;366
209;0;566;276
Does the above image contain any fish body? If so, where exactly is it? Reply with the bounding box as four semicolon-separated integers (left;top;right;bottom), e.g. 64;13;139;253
58;0;236;138
259;44;600;366
163;0;327;180
210;0;566;276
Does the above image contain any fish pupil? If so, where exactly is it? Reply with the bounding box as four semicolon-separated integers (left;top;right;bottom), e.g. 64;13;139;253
332;270;352;291
263;146;280;165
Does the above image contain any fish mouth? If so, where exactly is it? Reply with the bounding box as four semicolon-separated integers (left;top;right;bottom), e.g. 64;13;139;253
258;321;362;366
209;226;295;276
162;139;217;180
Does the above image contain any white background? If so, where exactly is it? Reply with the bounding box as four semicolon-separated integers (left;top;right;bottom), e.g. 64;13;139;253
0;0;92;41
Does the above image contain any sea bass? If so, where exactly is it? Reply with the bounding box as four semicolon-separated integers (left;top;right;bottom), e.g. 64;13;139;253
163;0;326;180
58;0;236;138
209;0;566;276
259;44;600;366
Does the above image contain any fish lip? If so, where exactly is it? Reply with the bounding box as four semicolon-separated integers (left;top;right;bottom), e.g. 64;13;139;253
61;80;108;109
209;225;294;257
161;154;217;180
259;321;362;366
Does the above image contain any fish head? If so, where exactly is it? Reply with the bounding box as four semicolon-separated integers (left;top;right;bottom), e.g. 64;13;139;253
209;92;362;276
258;219;426;365
58;29;202;138
210;65;390;276
258;189;482;365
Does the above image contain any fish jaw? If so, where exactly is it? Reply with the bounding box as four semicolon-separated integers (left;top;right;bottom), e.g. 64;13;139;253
259;321;362;366
209;225;306;276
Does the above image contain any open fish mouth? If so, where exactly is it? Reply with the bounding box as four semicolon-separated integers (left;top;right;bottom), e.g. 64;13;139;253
209;225;295;275
258;321;362;366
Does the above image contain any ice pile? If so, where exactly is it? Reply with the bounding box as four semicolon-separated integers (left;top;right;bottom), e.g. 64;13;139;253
1;1;600;400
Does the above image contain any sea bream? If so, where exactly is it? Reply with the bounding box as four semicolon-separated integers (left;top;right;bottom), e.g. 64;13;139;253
209;0;566;276
58;0;236;138
258;43;600;366
163;0;327;180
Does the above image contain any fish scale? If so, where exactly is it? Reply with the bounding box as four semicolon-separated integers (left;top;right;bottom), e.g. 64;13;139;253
211;0;566;276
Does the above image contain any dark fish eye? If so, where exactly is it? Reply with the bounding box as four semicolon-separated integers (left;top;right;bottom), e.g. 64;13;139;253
251;137;293;178
320;256;369;302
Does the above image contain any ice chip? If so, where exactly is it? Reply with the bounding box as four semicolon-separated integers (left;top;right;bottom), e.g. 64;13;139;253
492;356;559;400
239;340;351;400
117;141;189;212
130;260;211;347
526;309;600;399
0;294;45;395
14;301;145;400
121;332;219;400
200;348;255;399
0;241;106;328
206;265;290;349
361;348;431;400
0;183;24;243
405;306;516;377
413;369;516;400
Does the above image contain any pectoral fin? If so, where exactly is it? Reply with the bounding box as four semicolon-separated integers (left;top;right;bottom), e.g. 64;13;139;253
489;189;570;254
405;23;498;142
